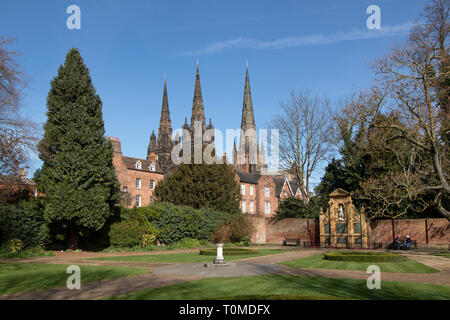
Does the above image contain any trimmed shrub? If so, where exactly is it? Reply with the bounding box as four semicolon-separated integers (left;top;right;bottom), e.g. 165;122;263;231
0;199;48;248
148;203;238;245
109;220;141;248
324;251;405;262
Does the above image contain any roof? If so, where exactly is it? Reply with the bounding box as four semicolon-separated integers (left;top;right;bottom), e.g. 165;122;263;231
122;156;164;174
289;181;299;193
273;177;294;197
236;171;261;184
329;188;350;197
273;177;285;196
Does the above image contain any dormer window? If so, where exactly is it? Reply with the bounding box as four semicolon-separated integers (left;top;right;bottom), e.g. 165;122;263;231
149;163;155;172
136;161;142;170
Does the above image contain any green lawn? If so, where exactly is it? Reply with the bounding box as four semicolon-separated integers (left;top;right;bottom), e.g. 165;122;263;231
90;249;290;263
107;274;450;300
0;262;148;295
280;254;439;274
432;253;450;259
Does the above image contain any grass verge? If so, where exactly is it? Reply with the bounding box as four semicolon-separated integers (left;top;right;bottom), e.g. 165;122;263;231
106;274;450;300
280;254;438;274
0;262;148;295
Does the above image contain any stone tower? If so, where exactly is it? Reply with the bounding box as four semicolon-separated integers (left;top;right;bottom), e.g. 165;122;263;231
181;61;215;162
147;75;175;173
234;64;265;173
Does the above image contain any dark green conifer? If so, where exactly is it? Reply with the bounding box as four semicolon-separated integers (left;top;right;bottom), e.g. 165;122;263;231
38;48;120;249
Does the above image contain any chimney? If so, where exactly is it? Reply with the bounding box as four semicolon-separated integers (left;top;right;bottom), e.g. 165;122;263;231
107;136;122;154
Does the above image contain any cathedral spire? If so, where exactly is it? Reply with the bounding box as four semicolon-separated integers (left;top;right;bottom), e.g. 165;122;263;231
191;61;206;131
157;75;173;151
241;63;256;131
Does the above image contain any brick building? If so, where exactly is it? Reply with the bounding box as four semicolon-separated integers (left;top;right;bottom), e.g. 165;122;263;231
109;137;165;207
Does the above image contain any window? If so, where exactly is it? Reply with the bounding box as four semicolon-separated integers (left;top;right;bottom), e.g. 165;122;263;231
150;180;155;190
249;201;254;214
149;163;155;172
264;187;270;198
241;184;245;195
241;200;246;212
136;178;141;189
249;185;253;196
123;186;128;192
136;195;141;207
264;201;270;214
135;161;142;169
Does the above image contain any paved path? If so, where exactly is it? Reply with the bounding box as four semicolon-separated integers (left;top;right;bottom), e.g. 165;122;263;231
1;248;449;300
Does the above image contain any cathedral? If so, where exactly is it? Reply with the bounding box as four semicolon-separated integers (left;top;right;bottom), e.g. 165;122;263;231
109;62;303;213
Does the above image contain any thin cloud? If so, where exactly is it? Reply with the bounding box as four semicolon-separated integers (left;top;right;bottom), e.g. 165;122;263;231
176;21;416;56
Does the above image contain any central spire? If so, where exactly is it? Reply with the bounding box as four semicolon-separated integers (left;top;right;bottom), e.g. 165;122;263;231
241;63;256;131
191;60;206;131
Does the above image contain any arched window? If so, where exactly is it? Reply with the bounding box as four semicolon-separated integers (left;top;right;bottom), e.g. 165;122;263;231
136;161;142;169
149;163;155;172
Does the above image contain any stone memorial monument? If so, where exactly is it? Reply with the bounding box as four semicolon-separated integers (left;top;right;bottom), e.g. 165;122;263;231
319;188;368;248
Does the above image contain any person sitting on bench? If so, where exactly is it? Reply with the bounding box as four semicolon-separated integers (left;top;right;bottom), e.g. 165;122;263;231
394;235;402;250
403;235;412;250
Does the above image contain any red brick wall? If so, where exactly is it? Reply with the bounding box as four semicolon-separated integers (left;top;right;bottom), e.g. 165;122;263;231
369;218;450;247
249;216;449;247
248;216;320;244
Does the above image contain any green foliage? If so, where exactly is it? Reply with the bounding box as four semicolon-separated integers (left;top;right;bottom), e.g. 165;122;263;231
273;196;321;221
211;214;254;243
148;202;239;245
169;238;204;249
140;234;156;248
154;163;241;214
324;251;405;262
109;220;141;248
0;199;49;248
8;239;23;252
37;48;120;248
0;246;54;260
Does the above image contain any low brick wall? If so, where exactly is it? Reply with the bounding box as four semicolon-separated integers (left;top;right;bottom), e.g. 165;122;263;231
249;216;319;245
249;215;450;248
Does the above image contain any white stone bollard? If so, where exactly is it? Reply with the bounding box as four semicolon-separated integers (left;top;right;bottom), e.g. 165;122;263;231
214;243;226;264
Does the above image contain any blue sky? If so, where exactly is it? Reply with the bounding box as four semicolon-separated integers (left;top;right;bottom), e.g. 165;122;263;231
1;0;428;186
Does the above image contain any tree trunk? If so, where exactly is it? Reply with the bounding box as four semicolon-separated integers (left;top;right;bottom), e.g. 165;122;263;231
67;224;79;250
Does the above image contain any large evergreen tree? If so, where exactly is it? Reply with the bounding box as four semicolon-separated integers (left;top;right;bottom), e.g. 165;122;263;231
154;163;241;214
38;48;120;249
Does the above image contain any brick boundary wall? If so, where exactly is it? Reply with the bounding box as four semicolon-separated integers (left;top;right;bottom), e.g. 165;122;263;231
249;216;450;248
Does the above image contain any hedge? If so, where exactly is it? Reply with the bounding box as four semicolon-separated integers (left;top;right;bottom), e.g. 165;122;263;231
324;251;405;262
0;199;48;248
146;203;239;245
199;248;256;256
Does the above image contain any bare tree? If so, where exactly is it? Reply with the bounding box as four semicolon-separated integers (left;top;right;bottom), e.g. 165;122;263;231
343;0;450;219
270;89;334;204
0;36;37;200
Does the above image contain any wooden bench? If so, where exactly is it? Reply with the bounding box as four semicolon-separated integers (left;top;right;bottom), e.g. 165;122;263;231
283;238;300;246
